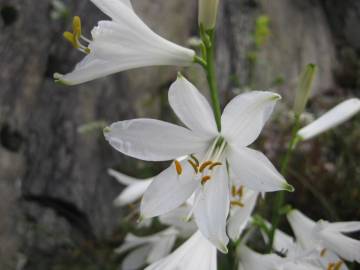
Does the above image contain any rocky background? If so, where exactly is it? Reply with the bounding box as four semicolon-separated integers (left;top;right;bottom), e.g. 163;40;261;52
0;0;359;269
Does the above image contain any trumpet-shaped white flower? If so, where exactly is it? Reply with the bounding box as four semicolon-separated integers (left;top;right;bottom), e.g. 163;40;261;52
54;0;195;85
287;209;360;264
115;228;178;270
104;76;292;252
227;185;259;241
297;98;360;140
145;231;217;270
108;168;152;206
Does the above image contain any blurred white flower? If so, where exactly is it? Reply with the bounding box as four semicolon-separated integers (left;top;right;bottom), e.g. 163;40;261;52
115;228;178;270
54;0;195;85
287;209;360;264
105;76;291;252
198;0;219;30
145;231;217;270
108;168;152;207
227;185;259;241
297;98;360;140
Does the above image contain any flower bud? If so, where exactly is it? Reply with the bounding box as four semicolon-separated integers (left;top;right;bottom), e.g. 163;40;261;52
293;64;317;116
297;98;360;140
198;0;219;30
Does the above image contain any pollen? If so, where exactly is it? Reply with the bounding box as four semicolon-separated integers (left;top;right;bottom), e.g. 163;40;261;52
334;261;343;270
209;162;222;170
199;161;212;172
174;160;183;175
230;200;244;208
231;185;237;197
237;185;244;197
190;154;200;166
327;263;335;270
201;175;211;185
188;159;198;173
320;248;327;257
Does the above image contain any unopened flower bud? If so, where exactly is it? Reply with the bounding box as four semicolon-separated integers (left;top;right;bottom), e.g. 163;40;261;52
293;64;317;116
199;0;219;30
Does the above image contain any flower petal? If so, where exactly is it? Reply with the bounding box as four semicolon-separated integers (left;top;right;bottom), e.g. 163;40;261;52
227;147;291;192
145;231;217;270
147;233;177;263
193;167;230;253
141;159;199;218
287;210;317;250
91;0;134;19
168;76;218;138
227;190;258;241
105;119;209;161
297;98;360;140
238;245;281;270
121;245;151;270
323;221;360;233
221;91;281;147
113;180;152;206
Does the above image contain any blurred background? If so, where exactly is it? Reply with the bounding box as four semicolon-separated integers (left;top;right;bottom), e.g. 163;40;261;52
0;0;359;269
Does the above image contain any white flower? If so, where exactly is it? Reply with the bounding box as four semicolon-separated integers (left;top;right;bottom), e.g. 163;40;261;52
104;76;292;252
238;245;322;270
54;0;195;85
287;209;360;264
145;231;217;270
108;168;152;206
297;98;360;140
115;228;178;270
227;185;259;241
198;0;219;30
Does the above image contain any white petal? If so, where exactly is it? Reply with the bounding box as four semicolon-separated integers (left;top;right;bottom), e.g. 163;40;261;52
323;221;360;233
145;231;217;270
221;91;281;147
318;250;349;270
297;98;360;140
168;76;218;138
141;160;199;218
147;233;177;263
227;147;291;192
273;229;296;254
193;167;230;253
287;210;317;250
56;8;195;85
238;245;281;270
105;119;209;161
227;190;258;241
319;230;360;263
108;168;152;186
113;179;152;206
121;245;151;270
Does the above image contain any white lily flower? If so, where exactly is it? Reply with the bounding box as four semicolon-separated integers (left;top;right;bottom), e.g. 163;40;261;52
238;245;322;270
54;0;195;85
145;231;217;270
115;228;178;270
287;209;360;264
108;168;152;206
227;185;259;241
297;98;360;140
105;76;292;252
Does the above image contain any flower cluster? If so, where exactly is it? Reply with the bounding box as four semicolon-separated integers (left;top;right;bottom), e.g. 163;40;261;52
56;0;360;269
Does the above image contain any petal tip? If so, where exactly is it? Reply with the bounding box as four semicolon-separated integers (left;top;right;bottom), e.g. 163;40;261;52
219;242;229;254
103;126;111;138
54;73;71;85
283;182;295;192
271;93;282;101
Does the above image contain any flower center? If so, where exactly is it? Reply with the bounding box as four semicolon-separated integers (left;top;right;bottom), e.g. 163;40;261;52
63;16;91;54
174;136;227;185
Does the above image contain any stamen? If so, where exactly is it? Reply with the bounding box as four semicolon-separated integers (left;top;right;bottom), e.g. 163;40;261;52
199;161;212;172
327;263;335;270
201;175;211;185
63;31;78;48
334;261;343;270
190;154;200;166
237;185;244;197
188;159;198;173
72;16;82;39
174;160;183;175
320;248;327;257
231;185;237;197
63;16;91;54
209;162;222;170
230;200;244;208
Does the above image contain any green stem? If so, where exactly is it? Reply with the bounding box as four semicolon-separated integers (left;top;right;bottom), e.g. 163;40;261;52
202;29;222;132
267;114;301;252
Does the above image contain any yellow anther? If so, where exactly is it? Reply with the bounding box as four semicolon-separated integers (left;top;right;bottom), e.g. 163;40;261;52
201;175;211;185
84;47;91;54
320;248;327;257
327;263;335;270
334;261;343;270
230;200;244;208
237;185;244;197
199;161;212;172
188;159;198;173
174;160;183;175
63;31;79;48
209;162;222;170
190;154;200;166
72;16;82;38
231;185;237;197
